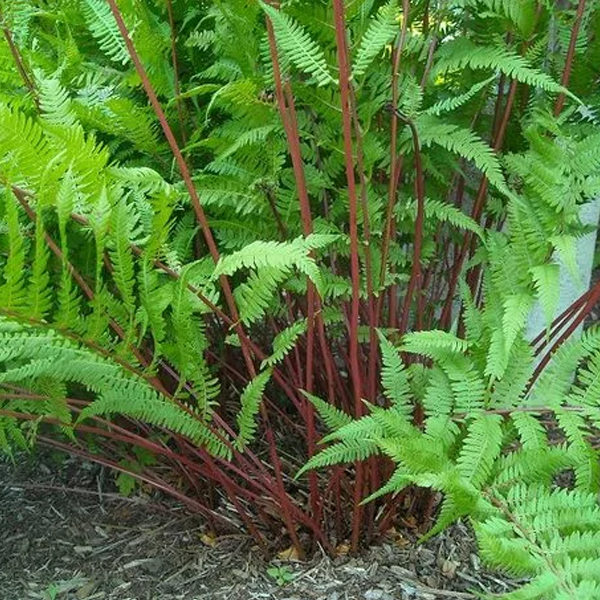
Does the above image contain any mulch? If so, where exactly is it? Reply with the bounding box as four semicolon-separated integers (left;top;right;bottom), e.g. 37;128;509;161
0;452;517;600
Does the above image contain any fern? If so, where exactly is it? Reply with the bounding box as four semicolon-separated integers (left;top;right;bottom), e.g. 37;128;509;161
424;76;496;117
0;0;599;582
28;212;52;320
109;198;137;317
304;391;353;431
501;293;534;353
416;114;509;195
38;76;78;128
262;319;307;369
259;3;336;87
401;330;470;358
433;38;575;98
377;330;411;414
81;0;130;65
235;369;272;449
425;198;484;238
0;318;228;456
214;235;338;296
298;438;379;476
0;192;27;311
457;413;503;486
529;264;561;332
454;0;538;37
352;0;399;79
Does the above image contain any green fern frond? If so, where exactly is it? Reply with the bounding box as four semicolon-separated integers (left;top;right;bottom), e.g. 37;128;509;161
136;263;171;354
491;339;535;408
424;76;496;117
28;212;52;320
425;198;484;238
303;391;353;432
529;264;560;332
0;105;49;187
454;0;537;37
361;467;411;504
422;366;455;417
297;438;379;477
549;235;580;282
0;192;27;311
502;293;534;353
38;76;78;128
353;0;399;78
322;414;382;444
0;319;228;454
81;0;130;65
214;235;338;294
186;30;216;51
377;330;411;414
262;319;307;369
235;369;272;449
417;114;509;195
457;413;503;486
401;330;469;358
531;327;600;408
235;267;286;326
259;2;336;87
433;38;575;99
109;199;137;316
443;356;487;414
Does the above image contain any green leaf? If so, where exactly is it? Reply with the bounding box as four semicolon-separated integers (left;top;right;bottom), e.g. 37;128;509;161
433;38;576;99
303;391;353;431
425;76;496;116
417;114;509;196
377;330;411;414
262;319;307;368
530;264;560;331
502;293;534;353
260;2;336;86
353;0;399;78
81;0;129;65
457;413;503;486
235;369;272;448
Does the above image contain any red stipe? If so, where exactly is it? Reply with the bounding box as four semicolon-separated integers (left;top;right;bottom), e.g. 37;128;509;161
350;86;378;406
166;0;187;146
440;73;518;329
266;429;305;559
378;0;409;327
332;0;366;553
10;392;320;546
528;282;600;390
264;17;322;521
532;289;592;355
1;13;40;111
332;0;364;412
393;111;426;337
104;0;257;381
37;435;242;530
554;0;587;117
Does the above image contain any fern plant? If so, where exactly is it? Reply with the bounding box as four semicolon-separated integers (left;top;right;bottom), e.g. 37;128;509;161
303;304;600;598
0;0;599;584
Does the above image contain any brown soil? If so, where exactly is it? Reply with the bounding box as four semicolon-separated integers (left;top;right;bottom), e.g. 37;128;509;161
0;453;517;600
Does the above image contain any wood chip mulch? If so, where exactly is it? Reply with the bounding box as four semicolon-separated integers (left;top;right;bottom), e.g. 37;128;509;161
0;453;518;600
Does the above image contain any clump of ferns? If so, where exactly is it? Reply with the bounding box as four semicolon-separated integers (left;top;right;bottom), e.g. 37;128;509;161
0;1;599;584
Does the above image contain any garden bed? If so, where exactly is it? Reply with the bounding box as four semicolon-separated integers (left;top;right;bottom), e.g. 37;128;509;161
0;454;515;600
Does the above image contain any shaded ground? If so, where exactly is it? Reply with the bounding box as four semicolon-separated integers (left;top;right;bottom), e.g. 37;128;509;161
0;453;516;600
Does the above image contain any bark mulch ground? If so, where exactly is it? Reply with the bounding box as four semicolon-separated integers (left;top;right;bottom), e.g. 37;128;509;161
0;453;517;600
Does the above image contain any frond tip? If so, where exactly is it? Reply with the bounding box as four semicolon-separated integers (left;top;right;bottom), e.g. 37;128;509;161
260;2;336;86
